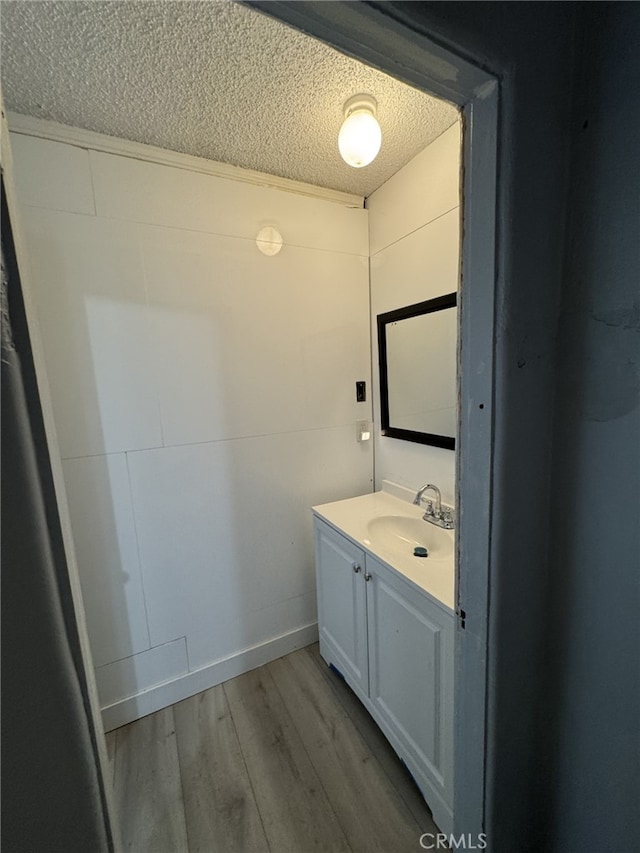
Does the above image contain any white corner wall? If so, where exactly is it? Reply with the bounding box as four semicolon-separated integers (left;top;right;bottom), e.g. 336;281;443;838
11;131;373;727
367;122;460;505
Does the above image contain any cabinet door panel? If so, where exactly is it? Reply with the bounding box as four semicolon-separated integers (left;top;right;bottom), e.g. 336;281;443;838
314;520;368;695
366;556;453;802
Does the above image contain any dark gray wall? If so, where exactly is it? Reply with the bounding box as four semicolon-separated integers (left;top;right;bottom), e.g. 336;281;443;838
543;5;640;850
386;2;639;850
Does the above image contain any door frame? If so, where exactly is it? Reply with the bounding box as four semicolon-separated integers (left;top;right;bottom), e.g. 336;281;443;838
248;1;498;837
0;98;122;850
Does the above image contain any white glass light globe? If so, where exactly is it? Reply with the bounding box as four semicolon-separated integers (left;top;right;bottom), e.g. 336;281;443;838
338;108;382;168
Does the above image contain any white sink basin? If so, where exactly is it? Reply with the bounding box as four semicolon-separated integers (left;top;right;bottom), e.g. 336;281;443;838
366;515;454;562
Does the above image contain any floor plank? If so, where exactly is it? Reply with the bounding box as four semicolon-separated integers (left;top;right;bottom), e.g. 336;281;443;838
307;643;440;832
107;643;443;852
269;648;425;853
113;707;189;853
174;684;270;853
224;666;352;853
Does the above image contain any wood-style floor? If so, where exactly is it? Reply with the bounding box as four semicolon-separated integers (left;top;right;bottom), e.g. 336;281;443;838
105;643;440;852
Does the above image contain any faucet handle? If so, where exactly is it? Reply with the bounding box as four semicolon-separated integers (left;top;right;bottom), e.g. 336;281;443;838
421;499;435;522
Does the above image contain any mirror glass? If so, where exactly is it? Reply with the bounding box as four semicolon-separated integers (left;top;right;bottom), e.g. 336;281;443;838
377;293;457;448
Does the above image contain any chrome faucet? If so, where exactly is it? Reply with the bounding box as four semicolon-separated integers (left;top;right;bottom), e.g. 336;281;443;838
413;483;455;529
413;483;442;517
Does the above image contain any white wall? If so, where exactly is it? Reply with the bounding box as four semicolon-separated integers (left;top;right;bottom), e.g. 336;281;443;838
12;132;373;723
367;122;460;504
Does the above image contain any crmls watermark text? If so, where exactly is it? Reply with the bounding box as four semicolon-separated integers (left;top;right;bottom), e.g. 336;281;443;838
419;833;488;850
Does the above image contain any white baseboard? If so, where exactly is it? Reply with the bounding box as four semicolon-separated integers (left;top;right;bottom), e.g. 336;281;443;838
101;622;319;731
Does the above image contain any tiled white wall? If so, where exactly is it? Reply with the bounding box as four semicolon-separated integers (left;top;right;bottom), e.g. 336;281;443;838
22;208;161;458
12;132;373;709
89;150;368;255
367;124;460;257
138;223;370;445
61;453;150;667
127;426;370;670
11;135;95;215
367;122;461;505
95;638;188;707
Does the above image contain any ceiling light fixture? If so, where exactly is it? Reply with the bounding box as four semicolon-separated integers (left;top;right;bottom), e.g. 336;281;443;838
338;94;382;169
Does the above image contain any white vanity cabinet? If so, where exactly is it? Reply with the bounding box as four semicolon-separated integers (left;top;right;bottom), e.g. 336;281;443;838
314;516;454;834
315;518;369;695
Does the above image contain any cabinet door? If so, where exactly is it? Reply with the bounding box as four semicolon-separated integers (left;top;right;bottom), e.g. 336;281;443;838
314;519;368;696
366;555;454;808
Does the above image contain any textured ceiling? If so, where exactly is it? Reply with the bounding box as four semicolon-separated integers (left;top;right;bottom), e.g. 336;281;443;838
0;1;458;197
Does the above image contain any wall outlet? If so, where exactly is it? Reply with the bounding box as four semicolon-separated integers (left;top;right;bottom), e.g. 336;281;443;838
356;420;371;442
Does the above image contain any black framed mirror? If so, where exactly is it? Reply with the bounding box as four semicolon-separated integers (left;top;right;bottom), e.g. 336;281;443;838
377;292;457;449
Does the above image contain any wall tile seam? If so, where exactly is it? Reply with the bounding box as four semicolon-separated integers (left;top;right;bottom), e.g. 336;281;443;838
183;634;191;673
20;201;97;219
87;150;98;217
94;635;188;670
99;623;320;718
124;450;153;650
363;120;461;204
90;214;370;258
367;242;377;486
247;590;316;616
60;423;374;460
136;234;167;452
22;201;370;259
369;203;460;259
61;449;159;461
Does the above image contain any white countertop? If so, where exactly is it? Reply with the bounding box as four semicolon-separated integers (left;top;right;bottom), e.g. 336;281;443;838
312;488;455;612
